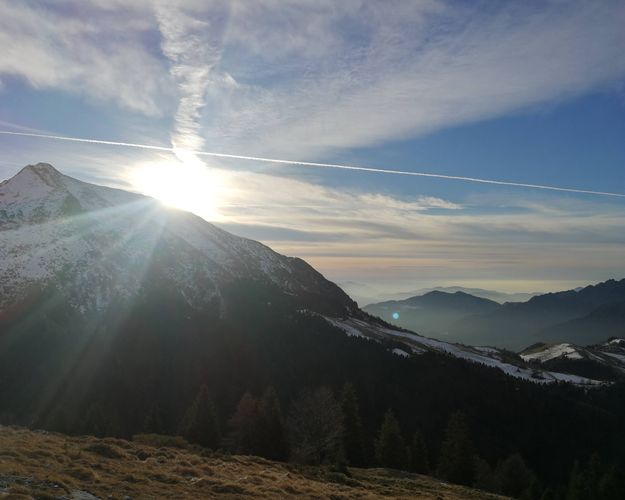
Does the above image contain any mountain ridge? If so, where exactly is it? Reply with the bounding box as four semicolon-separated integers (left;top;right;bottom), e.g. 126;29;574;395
339;282;541;306
365;278;625;350
0;163;356;317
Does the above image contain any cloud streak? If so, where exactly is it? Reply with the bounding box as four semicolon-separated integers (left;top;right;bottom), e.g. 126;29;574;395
154;3;226;156
2;130;624;199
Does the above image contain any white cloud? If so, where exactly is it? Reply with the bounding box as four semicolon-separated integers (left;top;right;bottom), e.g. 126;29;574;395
154;2;226;153
197;0;625;158
198;167;625;286
0;1;173;115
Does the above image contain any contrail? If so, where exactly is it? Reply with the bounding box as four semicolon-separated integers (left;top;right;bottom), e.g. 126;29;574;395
1;129;624;198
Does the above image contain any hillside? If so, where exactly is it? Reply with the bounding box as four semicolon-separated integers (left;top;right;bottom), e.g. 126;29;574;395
451;279;625;349
539;301;625;345
365;280;625;350
0;426;504;499
364;291;499;339
519;338;625;381
0;163;356;317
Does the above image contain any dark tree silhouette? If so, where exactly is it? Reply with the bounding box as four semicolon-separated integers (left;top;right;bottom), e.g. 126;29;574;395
257;386;287;461
496;453;535;498
82;402;120;438
598;467;622;500
143;403;165;434
228;391;259;454
436;411;475;486
180;385;220;449
375;409;408;470
410;429;429;474
286;387;343;465
340;383;366;466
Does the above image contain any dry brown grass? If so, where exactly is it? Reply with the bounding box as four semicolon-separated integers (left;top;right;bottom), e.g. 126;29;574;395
0;425;506;499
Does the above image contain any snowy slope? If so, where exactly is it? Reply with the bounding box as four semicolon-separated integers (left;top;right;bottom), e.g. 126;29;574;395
0;164;355;315
520;343;583;362
323;316;606;386
519;339;625;376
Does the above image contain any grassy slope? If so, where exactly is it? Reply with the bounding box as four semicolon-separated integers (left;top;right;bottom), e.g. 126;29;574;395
0;426;505;499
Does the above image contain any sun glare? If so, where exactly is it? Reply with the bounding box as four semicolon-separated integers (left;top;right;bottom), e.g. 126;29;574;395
130;158;224;221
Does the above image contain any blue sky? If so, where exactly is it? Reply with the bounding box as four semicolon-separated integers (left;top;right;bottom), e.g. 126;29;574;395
1;0;624;299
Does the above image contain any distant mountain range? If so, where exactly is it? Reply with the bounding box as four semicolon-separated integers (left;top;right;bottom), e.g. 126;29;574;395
339;282;541;306
389;286;542;305
361;291;499;338
365;279;625;350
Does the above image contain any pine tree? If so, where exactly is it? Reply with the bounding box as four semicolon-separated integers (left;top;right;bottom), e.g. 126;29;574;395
584;453;603;498
473;456;498;493
496;453;535;498
228;392;259;454
410;429;429;474
598;467;622;500
566;460;586;500
143;403;165;434
566;454;604;500
82;402;120;437
286;387;343;465
340;383;365;467
180;385;220;449
436;411;475;486
257;386;287;461
375;409;409;470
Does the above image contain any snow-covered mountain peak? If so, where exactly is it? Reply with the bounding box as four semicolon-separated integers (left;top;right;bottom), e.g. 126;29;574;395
13;162;64;187
0;163;356;316
1;163;65;203
0;163;149;226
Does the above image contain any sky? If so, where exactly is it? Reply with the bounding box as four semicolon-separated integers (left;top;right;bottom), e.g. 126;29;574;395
1;0;624;300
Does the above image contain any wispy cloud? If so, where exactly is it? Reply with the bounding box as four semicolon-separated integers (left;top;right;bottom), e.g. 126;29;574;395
197;0;625;158
0;1;173;115
154;2;226;154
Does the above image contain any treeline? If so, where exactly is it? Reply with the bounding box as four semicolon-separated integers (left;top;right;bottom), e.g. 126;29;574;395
102;382;622;500
3;284;625;499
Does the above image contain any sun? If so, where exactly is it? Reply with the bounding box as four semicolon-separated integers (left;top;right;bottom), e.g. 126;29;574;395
130;157;224;221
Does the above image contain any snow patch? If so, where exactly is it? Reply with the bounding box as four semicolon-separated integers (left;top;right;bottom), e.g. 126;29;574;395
392;348;410;357
521;344;583;363
325;317;604;387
